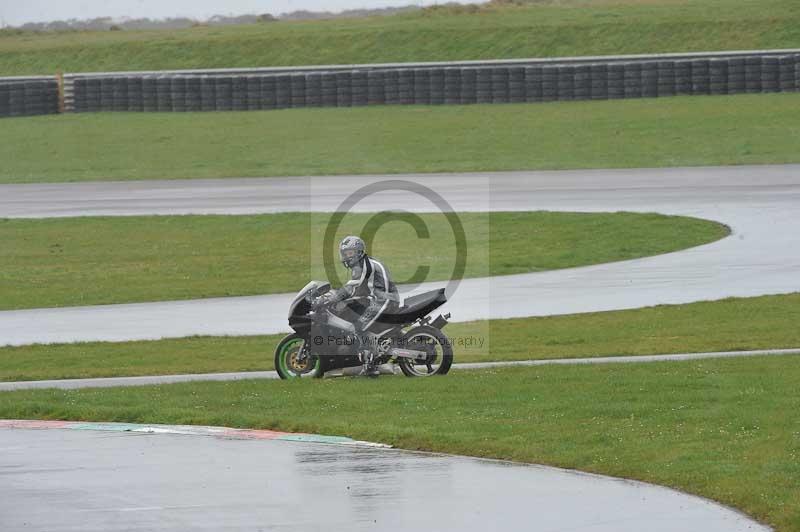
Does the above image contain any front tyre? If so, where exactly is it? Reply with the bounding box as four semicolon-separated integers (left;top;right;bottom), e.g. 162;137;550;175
274;334;324;379
398;325;453;377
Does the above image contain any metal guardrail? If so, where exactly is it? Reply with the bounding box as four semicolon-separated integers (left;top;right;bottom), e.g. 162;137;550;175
0;75;55;82
2;48;800;117
56;48;800;77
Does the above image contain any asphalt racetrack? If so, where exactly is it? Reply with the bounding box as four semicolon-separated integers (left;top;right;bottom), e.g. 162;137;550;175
0;164;798;345
0;423;769;532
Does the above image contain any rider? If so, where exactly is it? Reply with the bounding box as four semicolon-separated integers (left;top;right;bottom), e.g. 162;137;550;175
314;235;400;374
317;235;400;332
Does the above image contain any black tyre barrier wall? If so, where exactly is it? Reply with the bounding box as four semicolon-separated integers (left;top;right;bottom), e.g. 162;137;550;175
0;80;59;118
2;53;800;118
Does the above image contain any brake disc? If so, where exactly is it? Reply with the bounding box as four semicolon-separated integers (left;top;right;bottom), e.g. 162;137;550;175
288;350;314;373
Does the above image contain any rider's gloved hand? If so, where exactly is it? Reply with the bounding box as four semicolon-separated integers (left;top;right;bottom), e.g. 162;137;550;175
311;294;330;310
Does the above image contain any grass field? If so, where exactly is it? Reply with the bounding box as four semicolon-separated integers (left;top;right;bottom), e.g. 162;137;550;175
1;0;799;75
2;355;798;530
2;292;798;381
0;211;726;310
2;93;800;184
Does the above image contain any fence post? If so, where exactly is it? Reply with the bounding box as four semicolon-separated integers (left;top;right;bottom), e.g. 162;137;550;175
56;70;65;113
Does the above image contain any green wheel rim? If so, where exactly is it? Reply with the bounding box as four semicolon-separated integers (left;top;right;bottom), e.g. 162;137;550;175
278;337;319;378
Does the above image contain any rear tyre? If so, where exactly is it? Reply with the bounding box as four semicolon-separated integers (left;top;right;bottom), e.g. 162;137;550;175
398;325;453;377
274;334;324;379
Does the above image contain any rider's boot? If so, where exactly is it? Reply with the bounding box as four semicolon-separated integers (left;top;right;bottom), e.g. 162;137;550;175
358;349;380;377
356;323;381;377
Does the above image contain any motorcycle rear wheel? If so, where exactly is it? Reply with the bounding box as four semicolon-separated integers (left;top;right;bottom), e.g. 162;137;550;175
274;334;324;379
397;325;453;377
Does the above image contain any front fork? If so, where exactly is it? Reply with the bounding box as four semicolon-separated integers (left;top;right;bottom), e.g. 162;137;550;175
296;340;311;363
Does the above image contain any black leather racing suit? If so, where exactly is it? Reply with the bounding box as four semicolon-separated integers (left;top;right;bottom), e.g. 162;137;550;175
321;255;400;331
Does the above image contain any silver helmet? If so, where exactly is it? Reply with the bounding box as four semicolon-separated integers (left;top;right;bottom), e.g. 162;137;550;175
339;235;366;269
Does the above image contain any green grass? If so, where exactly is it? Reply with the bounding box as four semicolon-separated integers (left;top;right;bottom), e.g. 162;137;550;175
0;211;727;310
2;292;798;381
1;0;799;75
2;355;798;530
2;94;800;184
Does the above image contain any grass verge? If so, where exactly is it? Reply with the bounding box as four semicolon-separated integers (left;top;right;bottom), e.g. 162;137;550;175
1;355;798;530
0;211;727;310
1;0;799;75
2;292;798;381
1;93;799;184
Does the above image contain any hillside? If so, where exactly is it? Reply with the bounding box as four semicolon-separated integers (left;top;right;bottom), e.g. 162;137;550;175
1;0;799;75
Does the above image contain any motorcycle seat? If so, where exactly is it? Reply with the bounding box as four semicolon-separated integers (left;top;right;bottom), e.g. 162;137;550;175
377;288;447;324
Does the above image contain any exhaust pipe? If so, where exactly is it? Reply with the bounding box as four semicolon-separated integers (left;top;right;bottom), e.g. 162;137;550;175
430;313;451;330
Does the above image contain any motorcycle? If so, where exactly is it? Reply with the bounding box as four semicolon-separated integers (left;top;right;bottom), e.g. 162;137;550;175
274;280;453;379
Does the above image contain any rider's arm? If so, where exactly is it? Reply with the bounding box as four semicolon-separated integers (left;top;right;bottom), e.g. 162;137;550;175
318;264;365;304
367;260;397;304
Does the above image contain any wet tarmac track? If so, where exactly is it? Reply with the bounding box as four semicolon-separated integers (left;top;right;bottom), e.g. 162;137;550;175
1;165;799;346
0;426;768;532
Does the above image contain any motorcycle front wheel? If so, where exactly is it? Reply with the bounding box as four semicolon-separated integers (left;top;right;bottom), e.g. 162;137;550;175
274;334;324;379
397;325;453;377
